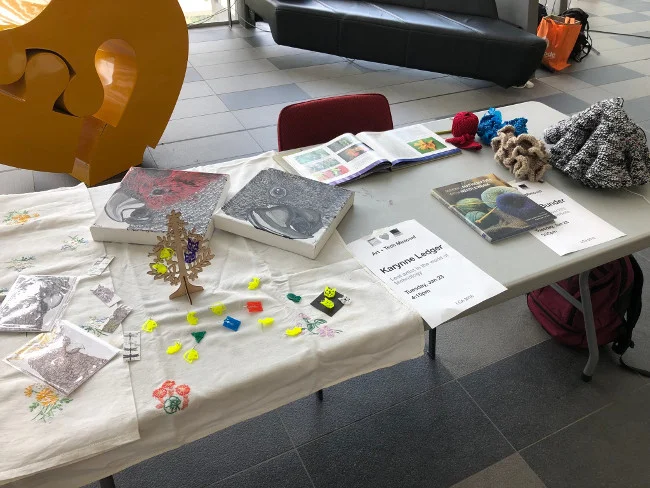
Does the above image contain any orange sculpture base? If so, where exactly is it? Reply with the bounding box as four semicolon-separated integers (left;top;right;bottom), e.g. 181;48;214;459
0;0;188;185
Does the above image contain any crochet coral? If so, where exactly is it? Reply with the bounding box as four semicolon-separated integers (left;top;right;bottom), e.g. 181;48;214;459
445;112;482;151
477;108;528;145
491;125;551;182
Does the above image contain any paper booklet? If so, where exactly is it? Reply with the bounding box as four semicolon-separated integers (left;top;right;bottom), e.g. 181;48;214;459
510;180;625;255
91;167;230;245
279;124;461;185
214;168;354;259
431;174;556;243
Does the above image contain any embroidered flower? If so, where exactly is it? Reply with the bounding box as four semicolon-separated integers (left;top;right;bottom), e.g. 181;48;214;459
153;380;190;414
81;316;110;337
3;210;39;225
36;387;59;406
25;383;72;422
318;325;336;338
7;255;36;272
61;235;89;251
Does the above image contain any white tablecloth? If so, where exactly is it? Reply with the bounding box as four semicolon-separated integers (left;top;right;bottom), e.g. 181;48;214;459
6;153;424;488
0;185;139;485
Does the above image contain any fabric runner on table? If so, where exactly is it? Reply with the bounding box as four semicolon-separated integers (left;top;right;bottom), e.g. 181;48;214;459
0;184;140;485
7;154;423;488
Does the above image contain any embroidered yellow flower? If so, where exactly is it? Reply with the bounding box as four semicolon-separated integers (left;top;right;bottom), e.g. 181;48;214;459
35;387;59;406
24;385;34;397
3;210;39;225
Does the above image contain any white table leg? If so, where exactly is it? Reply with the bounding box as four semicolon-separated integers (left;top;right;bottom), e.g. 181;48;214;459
578;271;599;381
227;0;232;28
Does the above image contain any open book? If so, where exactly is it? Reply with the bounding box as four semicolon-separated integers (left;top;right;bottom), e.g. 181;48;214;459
279;124;461;185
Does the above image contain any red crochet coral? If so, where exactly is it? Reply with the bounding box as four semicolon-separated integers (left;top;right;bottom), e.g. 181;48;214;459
446;112;482;151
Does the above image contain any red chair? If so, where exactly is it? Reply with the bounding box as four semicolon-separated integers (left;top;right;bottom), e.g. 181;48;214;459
277;93;394;151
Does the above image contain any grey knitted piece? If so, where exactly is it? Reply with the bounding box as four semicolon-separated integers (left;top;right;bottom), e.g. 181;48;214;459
543;98;650;189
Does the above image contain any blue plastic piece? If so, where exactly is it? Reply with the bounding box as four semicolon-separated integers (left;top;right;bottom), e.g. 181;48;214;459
223;316;241;332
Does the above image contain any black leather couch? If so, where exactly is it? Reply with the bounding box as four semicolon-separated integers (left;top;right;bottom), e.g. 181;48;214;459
240;0;546;87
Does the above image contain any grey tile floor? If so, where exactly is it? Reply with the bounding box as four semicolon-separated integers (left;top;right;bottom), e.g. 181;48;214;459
2;0;650;486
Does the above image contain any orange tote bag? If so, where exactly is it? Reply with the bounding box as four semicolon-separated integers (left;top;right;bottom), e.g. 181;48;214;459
537;15;582;71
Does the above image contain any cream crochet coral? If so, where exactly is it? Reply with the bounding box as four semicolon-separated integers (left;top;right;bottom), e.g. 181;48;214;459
491;125;551;182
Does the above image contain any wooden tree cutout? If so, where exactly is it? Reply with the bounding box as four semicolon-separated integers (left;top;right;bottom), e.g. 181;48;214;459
148;210;214;304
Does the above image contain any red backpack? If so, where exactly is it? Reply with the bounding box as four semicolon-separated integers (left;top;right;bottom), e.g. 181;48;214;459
527;256;645;372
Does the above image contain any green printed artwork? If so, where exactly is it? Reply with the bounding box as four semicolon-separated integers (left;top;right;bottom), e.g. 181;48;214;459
408;137;444;154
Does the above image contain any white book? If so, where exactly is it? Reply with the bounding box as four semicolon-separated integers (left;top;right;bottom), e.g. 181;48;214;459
278;123;460;185
91;167;230;245
213;168;354;259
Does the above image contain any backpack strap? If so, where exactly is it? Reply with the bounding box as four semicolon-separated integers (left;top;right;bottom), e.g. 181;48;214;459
612;256;643;354
620;355;650;378
615;256;650;377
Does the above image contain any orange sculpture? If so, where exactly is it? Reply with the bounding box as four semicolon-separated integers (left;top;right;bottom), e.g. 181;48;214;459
0;0;188;185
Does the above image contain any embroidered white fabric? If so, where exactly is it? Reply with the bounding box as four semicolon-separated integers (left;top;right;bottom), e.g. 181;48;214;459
0;185;140;484
3;153;423;488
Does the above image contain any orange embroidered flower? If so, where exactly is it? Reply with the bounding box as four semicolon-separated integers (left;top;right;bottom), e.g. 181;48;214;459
36;387;59;406
24;385;34;397
175;384;190;396
152;387;167;399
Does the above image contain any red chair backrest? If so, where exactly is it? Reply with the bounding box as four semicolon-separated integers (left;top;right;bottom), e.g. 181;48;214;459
277;93;394;151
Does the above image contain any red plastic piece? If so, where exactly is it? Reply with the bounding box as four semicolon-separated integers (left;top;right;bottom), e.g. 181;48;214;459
246;301;263;313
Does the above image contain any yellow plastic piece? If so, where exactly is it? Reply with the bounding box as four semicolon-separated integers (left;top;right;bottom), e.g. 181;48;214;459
285;327;303;337
0;0;188;185
258;317;274;327
142;318;158;332
150;263;168;275
210;302;226;315
320;298;335;309
248;277;260;290
159;247;174;260
186;311;198;326
183;348;199;364
166;341;182;354
323;286;336;298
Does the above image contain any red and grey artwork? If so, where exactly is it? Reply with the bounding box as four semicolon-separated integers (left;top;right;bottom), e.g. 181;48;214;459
103;168;229;234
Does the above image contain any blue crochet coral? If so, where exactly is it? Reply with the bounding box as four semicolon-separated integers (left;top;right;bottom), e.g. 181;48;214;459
477;108;528;145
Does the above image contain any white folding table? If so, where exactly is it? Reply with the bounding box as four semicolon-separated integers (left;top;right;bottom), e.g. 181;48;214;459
324;101;650;381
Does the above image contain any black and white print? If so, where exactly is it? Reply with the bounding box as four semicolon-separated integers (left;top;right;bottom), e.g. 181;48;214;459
91;282;121;307
102;304;133;333
4;321;120;395
0;275;78;332
222;169;352;241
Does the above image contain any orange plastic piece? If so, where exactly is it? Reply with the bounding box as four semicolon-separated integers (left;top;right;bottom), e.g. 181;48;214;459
0;0;188;185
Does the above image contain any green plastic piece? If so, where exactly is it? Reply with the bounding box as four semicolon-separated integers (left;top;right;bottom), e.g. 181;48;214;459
191;331;206;343
287;293;302;303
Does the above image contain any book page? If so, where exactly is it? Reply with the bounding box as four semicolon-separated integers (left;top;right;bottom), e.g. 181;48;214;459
282;134;389;185
510;180;625;255
347;220;506;328
357;124;456;164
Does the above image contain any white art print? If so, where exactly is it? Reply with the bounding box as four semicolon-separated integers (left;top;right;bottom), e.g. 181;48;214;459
0;275;78;333
4;320;119;396
347;220;506;328
510;180;625;255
